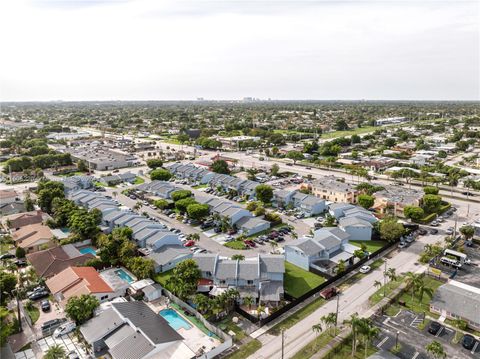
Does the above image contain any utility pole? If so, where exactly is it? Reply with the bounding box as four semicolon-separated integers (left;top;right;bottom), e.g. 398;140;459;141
281;329;285;359
383;260;387;298
335;290;341;334
14;289;22;332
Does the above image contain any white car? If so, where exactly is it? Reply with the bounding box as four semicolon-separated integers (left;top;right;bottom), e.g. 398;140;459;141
53;321;76;338
359;265;371;274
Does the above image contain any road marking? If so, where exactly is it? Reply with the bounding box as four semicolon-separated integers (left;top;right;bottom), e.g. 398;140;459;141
412;352;419;359
410;316;423;328
381;321;408;335
376;336;389;348
435;327;444;337
472;341;479;354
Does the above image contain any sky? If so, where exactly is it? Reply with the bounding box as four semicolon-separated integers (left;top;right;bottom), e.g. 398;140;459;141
0;0;479;101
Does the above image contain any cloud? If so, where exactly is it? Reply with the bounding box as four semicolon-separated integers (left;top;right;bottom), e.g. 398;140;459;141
0;0;478;100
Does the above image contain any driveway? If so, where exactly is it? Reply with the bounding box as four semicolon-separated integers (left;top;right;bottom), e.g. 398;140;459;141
37;333;90;359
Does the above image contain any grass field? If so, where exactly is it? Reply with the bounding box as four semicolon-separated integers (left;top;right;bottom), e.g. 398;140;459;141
369;275;405;305
291;330;335;359
224;240;248;250
224;339;262;359
134;176;145;185
284;262;326;298
153;269;173;291
350;240;387;254
321;126;378;139
25;305;40;324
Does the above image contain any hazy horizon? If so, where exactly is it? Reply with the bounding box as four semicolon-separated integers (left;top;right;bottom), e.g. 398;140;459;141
1;0;479;102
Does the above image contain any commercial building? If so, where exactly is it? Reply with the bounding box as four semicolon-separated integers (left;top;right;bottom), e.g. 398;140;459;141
304;176;358;204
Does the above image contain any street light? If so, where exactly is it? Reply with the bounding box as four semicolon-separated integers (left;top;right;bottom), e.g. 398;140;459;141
395;330;399;349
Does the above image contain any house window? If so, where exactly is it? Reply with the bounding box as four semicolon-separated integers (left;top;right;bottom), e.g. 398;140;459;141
220;280;226;285
247;280;253;285
100;295;108;300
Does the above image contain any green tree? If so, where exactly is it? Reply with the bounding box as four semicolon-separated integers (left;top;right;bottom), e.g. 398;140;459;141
77;160;88;172
423;186;439;195
270;163;280;176
68;210;100;239
175;197;197;213
15;247;26;258
146;158;163;169
425;340;446;359
255;184;274;203
0;271;17;305
24;192;35;211
0;306;14;346
336;259;346;273
357;194;374;209
403;206;425;221
286;150;304;164
343;313;362;356
126;257;155;279
154;199;170;210
37;181;65;213
192;294;210;315
320;312;337;336
379;217;405;242
254;206;266;217
186;203;210;220
150;168;172;181
422;194;442;213
459;225;474;240
171;190;193;202
65;294;99;324
44;345;66;359
246;201;259;212
312;323;323;349
167;259;201;300
231;254;245;260
211;160;230;174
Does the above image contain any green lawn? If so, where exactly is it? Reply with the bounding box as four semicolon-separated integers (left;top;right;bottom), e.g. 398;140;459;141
218;316;247;342
153;270;174;291
350;240;387;254
224;339;262;359
268;296;326;336
369;276;405;305
134;176;145;185
325;336;377;359
321;126;378;139
291;330;336;359
25;305;40;324
284;262;326;298
224;240;247;250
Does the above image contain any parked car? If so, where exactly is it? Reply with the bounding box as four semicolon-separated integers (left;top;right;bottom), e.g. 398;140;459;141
228;229;237;235
430;229;439;235
68;351;80;359
184;240;195;247
15;259;28;267
0;253;15;260
320;287;338;299
41;300;51;312
430;221;439;227
244;240;256;247
28;289;49;301
398;242;408;249
359;265;371;274
53;321;77;338
214;227;222;233
418;228;427;235
461;334;476;350
42;318;67;336
445;227;454;235
275;236;285;242
428;321;442;335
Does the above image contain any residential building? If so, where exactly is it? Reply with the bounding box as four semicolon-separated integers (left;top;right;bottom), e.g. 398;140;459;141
373;186;423;218
62;175;94;194
0;202;26;216
2;210;47;230
26;244;95;278
12;223;55;253
99;172;137;186
430;280;480;330
46;266;115;306
305;176;358;204
285;227;358;274
193;253;285;304
0;189;20;205
80;301;189;359
137;181;180;199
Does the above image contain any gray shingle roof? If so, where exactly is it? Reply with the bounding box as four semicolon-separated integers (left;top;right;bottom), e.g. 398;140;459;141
288;238;324;256
112;301;183;344
148;245;191;266
430;283;480;324
193;253;217;273
80;308;124;343
260;255;285;274
237;262;259;281
108;331;155;359
215;260;237;280
339;217;372;228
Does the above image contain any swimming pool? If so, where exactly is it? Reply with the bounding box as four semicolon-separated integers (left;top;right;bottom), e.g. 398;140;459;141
79;247;97;256
115;269;135;283
159;309;192;331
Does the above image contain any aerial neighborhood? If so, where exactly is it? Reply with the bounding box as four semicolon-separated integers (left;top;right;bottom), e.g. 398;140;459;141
1;101;480;359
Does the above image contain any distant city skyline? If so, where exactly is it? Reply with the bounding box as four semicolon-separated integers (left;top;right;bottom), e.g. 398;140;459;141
1;0;478;101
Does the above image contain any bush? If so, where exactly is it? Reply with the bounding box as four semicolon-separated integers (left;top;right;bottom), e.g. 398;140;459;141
15;247;26;258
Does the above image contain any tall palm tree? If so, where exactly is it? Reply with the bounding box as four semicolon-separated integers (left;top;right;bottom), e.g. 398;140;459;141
361;322;380;358
243;295;254;310
192;294;210;315
385;268;397;282
374;280;382;293
312;323;323;349
256;304;266;319
416;281;434;308
344;313;362;357
321;313;337;336
405;272;422;302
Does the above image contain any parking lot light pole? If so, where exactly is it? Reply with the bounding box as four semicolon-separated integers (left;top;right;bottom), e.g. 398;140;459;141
335;290;341;334
395;330;399;349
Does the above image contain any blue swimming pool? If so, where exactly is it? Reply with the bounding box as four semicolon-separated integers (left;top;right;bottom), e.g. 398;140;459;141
79;247;97;256
115;268;135;283
159;309;192;331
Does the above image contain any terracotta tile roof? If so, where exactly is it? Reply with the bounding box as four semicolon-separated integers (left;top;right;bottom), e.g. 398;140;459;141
3;210;45;229
0;189;18;200
26;245;94;278
46;266;113;298
12;223;54;248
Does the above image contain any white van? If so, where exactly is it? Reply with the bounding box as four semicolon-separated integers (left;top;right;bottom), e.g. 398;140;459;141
53;321;77;338
440;257;462;268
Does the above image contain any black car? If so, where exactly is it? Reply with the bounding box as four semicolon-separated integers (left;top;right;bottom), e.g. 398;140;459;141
428;321;442;335
418;228;427;235
41;318;66;335
0;253;15;260
15;259;28;267
28;290;49;301
214;227;222;233
461;334;476;350
275;236;285;242
430;229;439;235
41;300;51;312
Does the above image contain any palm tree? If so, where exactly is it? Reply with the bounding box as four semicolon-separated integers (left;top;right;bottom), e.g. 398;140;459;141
270;240;278;253
256;304;266;319
320;313;337;336
425;340;446;359
337;259;346;274
134;201;142;211
344;313;362;356
44;345;66;359
385;268;397;282
416;281;434;309
405;272;422;303
231;254;245;261
374;280;382;293
243;295;254;310
361;322;380;358
192;294;210;315
312;323;323;349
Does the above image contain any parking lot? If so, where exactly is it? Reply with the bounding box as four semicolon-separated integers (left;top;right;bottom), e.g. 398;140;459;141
373;310;480;359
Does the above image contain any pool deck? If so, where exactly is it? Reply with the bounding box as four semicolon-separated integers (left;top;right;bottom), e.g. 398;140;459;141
148;300;221;355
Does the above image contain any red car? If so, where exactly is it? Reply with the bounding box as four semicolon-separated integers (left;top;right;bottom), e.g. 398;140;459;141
244;240;256;247
184;240;195;247
228;229;237;235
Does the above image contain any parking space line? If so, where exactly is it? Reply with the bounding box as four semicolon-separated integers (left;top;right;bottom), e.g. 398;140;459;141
412;352;419;359
472;341;479;354
376;336;389;348
381;320;408;335
435;327;444;337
